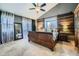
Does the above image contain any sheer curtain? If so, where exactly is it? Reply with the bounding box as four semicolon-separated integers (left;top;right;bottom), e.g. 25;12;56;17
1;12;14;43
22;17;28;39
22;18;32;39
27;19;32;32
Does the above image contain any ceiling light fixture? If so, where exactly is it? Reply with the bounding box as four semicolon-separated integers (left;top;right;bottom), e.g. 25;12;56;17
35;6;40;13
29;3;46;13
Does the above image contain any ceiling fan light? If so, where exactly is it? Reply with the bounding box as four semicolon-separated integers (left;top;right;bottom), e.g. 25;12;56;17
35;7;40;12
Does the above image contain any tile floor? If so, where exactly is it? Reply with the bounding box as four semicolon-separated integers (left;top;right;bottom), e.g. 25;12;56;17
0;38;79;56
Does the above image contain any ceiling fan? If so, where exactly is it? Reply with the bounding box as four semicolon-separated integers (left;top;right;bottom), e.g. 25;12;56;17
29;3;46;13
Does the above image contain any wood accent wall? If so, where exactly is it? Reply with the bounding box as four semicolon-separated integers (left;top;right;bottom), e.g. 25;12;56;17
57;12;74;35
74;4;79;47
37;19;45;32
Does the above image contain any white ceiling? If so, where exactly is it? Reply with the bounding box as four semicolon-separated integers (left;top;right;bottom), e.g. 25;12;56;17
0;3;58;19
39;3;78;19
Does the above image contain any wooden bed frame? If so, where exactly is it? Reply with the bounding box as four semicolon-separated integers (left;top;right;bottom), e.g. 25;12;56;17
28;31;56;51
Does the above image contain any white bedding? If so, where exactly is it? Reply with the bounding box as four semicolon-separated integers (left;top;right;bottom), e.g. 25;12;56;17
52;32;58;41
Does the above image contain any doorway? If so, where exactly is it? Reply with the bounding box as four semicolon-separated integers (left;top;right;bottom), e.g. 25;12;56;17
14;23;23;40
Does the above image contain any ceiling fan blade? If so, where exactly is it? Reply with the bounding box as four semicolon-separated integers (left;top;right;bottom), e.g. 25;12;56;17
32;3;36;7
40;9;45;11
29;8;35;10
41;3;46;7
